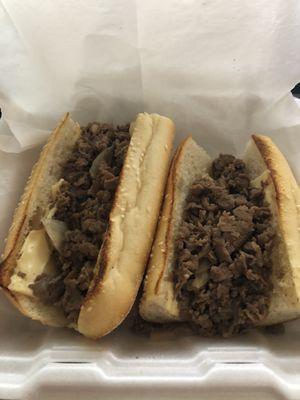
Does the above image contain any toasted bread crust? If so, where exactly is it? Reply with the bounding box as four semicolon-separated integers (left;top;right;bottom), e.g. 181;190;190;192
251;135;300;325
78;113;175;338
0;113;79;285
0;113;81;327
139;138;189;322
139;137;211;322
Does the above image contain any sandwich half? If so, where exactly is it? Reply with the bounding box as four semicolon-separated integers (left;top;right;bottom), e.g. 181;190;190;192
0;112;175;339
140;135;300;336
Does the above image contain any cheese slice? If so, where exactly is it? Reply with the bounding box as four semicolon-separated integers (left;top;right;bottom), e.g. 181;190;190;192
8;229;52;297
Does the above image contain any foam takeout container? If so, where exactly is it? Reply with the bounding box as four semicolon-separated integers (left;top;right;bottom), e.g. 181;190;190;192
0;1;300;398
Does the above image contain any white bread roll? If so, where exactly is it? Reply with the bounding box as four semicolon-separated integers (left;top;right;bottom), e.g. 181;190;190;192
245;136;300;325
139;137;211;321
1;113;80;327
140;135;300;327
0;112;175;338
78;113;175;338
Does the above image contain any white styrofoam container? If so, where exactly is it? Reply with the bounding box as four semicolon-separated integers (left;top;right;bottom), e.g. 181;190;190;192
1;0;300;396
1;288;300;400
0;99;299;400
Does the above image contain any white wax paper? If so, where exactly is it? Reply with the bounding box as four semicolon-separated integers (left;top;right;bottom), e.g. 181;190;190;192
0;1;299;267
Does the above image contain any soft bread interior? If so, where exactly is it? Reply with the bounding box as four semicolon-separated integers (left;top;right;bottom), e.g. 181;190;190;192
140;134;300;328
78;113;175;338
0;113;81;327
244;135;300;325
139;136;211;322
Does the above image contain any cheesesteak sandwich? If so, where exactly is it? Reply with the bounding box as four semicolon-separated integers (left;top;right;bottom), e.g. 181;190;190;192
0;112;175;339
140;135;300;336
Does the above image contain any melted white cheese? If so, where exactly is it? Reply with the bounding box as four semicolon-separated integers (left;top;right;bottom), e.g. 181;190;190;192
8;229;52;297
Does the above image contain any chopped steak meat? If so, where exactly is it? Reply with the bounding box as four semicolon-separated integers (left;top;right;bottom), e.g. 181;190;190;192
30;122;130;322
174;155;275;337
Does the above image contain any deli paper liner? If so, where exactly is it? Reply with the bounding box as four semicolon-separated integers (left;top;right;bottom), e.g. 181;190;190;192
0;0;299;251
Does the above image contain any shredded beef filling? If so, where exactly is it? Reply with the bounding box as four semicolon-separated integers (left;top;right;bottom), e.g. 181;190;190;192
30;122;130;322
174;154;275;337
